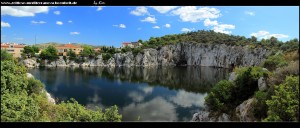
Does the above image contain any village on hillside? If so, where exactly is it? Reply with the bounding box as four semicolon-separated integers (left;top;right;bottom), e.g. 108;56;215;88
0;41;142;58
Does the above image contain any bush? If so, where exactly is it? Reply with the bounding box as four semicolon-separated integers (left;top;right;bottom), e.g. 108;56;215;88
262;53;288;71
1;50;13;61
264;76;299;121
253;91;269;119
205;80;235;112
40;45;59;61
103;53;112;62
233;66;267;105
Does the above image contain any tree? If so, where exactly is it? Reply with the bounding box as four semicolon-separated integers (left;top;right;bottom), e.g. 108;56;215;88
1;50;13;61
23;46;40;58
251;36;257;43
264;76;299;121
81;45;95;58
39;45;58;61
67;49;76;60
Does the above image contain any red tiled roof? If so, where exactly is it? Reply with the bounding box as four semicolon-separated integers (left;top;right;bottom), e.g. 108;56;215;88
1;45;9;48
13;45;25;48
122;42;131;45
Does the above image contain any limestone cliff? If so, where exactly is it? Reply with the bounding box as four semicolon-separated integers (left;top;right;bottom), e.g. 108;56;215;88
22;43;271;68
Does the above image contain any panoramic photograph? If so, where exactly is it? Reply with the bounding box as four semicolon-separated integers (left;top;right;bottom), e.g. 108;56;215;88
1;6;299;122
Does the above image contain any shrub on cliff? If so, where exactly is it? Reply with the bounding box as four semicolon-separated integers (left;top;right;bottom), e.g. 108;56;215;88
262;52;288;71
205;66;269;113
264;76;299;121
40;45;59;61
205;80;235;112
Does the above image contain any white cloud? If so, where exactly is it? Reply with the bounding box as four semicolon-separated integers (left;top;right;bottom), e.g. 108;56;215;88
141;16;157;23
170;90;207;108
119;24;126;28
172;6;221;22
150;6;178;13
68;20;72;23
139;86;153;94
1;6;50;17
122;97;178;121
113;24;126;28
213;24;235;34
56;21;63;25
181;28;195;32
165;24;171;28
204;19;218;26
1;21;11;27
251;30;289;39
153;26;160;29
70;32;80;35
245;11;255;16
31;20;46;24
54;11;60;15
97;6;104;11
130;6;149;16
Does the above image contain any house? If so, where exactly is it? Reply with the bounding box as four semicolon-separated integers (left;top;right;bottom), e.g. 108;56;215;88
121;42;134;48
121;41;142;48
55;44;83;56
1;43;26;58
94;48;101;52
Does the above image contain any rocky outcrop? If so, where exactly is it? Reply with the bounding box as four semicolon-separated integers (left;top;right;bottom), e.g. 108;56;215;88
191;111;230;122
26;73;34;78
21;59;39;68
235;98;257;122
23;43;271;68
228;72;237;82
26;73;56;105
258;77;268;91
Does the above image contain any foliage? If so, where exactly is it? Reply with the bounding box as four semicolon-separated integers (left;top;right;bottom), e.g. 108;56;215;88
205;66;269;113
39;45;59;61
101;46;117;54
262;52;288;71
132;47;144;55
253;91;269;119
1;50;13;61
23;45;40;57
121;46;132;53
280;38;299;52
81;45;95;58
102;53;113;62
264;76;299;121
67;49;76;60
205;80;235;112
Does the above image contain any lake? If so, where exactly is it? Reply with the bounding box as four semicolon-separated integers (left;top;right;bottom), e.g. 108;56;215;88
28;66;230;121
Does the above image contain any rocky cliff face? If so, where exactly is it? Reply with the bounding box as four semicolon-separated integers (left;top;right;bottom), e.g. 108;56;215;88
22;43;270;68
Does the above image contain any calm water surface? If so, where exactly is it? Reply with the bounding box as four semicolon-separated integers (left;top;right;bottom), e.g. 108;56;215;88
29;66;230;121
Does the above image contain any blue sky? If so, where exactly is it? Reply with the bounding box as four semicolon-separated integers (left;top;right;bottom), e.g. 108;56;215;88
1;6;299;47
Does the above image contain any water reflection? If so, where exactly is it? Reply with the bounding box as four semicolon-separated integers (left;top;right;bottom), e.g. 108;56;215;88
29;66;229;121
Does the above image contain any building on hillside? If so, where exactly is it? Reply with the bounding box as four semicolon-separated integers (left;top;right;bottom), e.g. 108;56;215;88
121;41;142;48
94;48;101;52
1;43;26;58
55;44;83;56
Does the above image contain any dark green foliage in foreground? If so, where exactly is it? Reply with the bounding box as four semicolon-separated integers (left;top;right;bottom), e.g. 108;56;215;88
1;50;13;61
205;66;269;113
204;80;235;112
1;58;122;122
264;76;299;121
39;45;59;61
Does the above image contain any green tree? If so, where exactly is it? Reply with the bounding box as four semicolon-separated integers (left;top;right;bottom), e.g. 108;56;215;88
39;45;58;61
1;50;13;61
67;49;76;60
81;45;95;58
264;76;299;121
251;36;257;43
